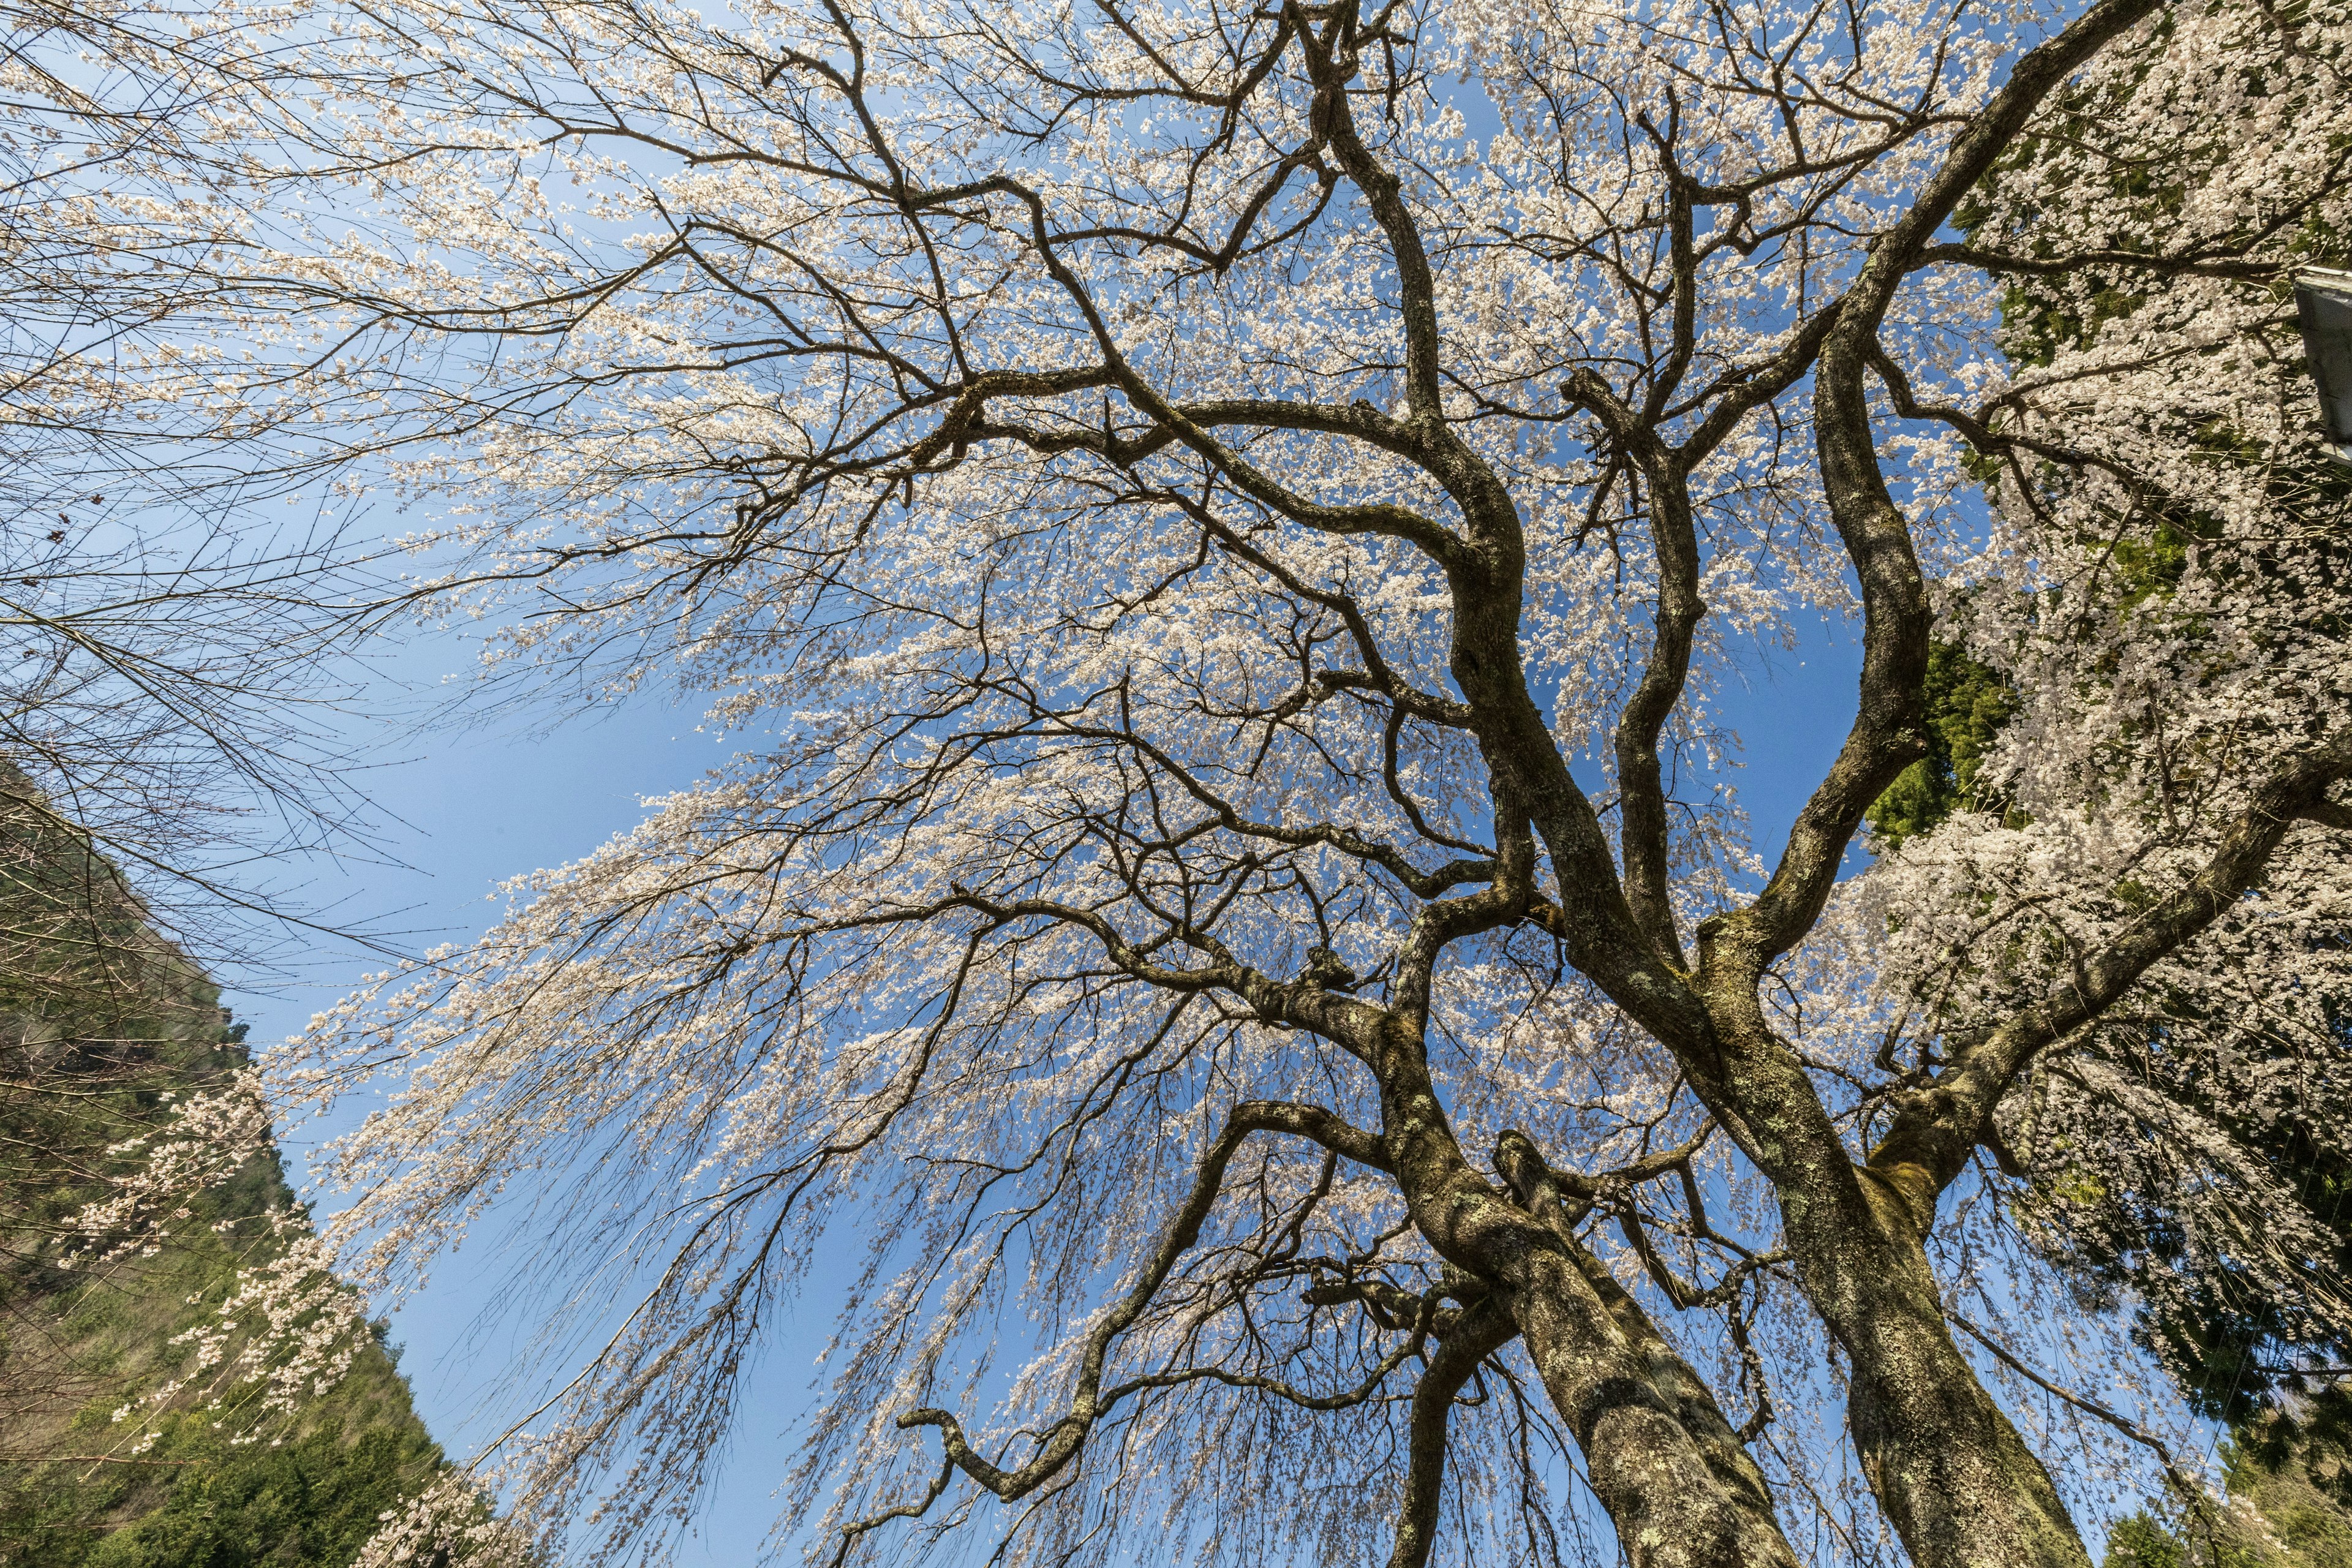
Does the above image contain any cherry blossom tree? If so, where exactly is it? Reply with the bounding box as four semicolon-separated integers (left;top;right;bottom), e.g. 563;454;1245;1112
239;0;2352;1565
1896;3;2352;1500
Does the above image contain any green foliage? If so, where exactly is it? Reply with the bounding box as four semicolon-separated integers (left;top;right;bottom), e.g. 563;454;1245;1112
2243;1399;2352;1515
0;777;459;1567
96;1423;435;1568
2;1399;445;1568
0;1068;453;1566
2098;1424;2352;1568
0;1154;448;1566
2147;1124;2352;1427
2106;1512;2188;1568
0;766;204;1027
1865;638;2017;847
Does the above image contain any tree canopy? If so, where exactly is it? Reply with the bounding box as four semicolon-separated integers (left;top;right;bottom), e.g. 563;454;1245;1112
15;0;2343;1566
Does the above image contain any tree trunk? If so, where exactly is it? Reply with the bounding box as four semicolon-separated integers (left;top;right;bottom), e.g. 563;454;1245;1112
1372;1031;1801;1568
1789;1170;2090;1568
1505;1245;1801;1568
1692;984;2093;1568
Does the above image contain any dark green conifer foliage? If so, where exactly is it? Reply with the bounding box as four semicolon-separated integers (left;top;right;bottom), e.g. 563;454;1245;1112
1864;638;2016;848
2101;1429;2352;1568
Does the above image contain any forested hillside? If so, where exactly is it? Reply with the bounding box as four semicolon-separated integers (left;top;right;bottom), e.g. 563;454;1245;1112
0;777;454;1567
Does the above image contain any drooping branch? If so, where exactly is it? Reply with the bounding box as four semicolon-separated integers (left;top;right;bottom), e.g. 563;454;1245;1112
895;1098;1393;1501
1869;737;2352;1215
824;1458;954;1568
1385;1295;1516;1568
1942;1311;2208;1506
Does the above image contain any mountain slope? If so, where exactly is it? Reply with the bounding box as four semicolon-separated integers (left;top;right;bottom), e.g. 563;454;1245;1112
0;778;460;1567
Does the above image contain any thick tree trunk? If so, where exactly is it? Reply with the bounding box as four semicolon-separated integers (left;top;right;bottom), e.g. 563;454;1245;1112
1700;1025;2090;1568
1370;1022;1801;1568
1788;1173;2089;1568
1504;1246;1800;1568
